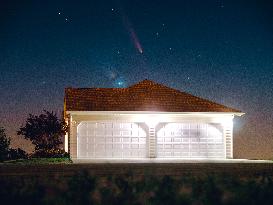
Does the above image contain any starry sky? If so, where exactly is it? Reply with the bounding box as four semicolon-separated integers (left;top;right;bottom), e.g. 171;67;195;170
1;0;273;158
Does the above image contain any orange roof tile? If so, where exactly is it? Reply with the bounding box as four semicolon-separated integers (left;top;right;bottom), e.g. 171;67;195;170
64;80;241;113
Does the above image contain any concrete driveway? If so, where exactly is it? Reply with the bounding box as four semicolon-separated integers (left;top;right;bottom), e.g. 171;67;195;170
73;158;273;163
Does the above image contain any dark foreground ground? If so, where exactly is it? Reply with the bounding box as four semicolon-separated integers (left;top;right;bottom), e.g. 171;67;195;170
1;162;273;177
1;163;273;204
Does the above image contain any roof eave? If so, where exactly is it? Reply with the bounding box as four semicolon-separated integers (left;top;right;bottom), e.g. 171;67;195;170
66;110;245;116
234;112;245;117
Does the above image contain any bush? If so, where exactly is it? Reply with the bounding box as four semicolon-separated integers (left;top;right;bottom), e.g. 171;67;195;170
8;148;28;160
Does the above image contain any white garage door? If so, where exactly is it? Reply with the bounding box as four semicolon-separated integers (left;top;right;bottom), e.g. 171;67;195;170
77;122;147;159
157;123;224;158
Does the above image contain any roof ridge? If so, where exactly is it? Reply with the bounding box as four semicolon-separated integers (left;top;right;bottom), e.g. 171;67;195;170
127;79;159;88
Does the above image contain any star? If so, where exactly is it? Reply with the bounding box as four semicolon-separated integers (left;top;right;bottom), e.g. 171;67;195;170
169;47;172;50
114;77;126;87
116;79;125;87
58;12;61;15
111;8;114;11
65;18;68;21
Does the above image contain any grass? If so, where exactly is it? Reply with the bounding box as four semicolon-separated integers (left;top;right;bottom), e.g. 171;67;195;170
2;157;72;164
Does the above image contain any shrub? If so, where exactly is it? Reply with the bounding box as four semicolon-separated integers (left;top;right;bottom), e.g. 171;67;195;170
8;148;28;160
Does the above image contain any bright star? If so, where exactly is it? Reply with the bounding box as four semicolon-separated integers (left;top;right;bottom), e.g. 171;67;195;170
114;77;126;87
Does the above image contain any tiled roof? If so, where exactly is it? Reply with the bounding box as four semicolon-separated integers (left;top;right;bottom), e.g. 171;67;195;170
64;79;241;113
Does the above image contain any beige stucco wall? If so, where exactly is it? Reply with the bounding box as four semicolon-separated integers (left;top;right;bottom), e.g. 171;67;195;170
66;112;234;161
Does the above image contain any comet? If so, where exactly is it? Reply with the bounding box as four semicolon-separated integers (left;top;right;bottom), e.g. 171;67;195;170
122;13;143;54
128;26;143;54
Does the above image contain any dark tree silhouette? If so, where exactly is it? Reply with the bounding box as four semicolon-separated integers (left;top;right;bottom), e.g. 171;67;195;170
0;127;10;162
18;110;68;154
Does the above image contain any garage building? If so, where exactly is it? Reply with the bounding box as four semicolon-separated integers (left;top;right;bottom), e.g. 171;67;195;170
64;80;243;162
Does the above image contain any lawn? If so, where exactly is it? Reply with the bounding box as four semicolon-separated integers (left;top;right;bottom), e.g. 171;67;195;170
2;157;72;165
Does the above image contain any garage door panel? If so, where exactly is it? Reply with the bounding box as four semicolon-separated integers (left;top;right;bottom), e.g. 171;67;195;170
182;138;190;142
96;137;105;143
78;122;147;159
181;152;190;157
106;138;113;143
191;138;199;143
124;123;133;128
113;130;121;136
105;130;113;136
139;144;145;149
173;144;181;149
78;144;87;154
95;130;105;136
139;137;146;143
173;138;181;142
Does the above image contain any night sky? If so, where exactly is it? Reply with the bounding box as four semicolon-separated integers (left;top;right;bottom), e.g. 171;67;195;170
1;0;273;158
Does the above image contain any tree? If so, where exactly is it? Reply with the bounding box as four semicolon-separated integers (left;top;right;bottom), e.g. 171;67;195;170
18;110;68;155
0;127;10;162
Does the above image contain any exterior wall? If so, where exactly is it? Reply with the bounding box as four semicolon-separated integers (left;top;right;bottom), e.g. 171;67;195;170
66;112;234;161
69;115;79;159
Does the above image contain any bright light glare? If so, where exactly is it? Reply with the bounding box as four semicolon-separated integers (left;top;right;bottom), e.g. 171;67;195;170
145;116;158;127
65;134;68;152
220;117;233;126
